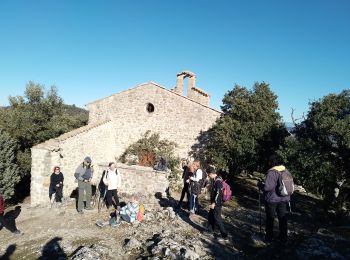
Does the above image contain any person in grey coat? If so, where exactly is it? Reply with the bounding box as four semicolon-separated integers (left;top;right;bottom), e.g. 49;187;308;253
75;156;94;214
259;155;291;243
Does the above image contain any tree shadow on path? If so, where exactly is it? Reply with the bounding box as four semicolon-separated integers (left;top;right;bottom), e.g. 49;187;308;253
156;192;206;233
2;206;22;233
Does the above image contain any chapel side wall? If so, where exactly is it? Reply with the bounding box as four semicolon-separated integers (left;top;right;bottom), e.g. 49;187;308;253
87;95;115;124
87;84;221;160
100;163;169;206
31;149;54;205
30;121;117;206
57;121;117;199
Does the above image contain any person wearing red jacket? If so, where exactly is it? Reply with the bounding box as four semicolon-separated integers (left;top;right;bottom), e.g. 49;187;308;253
0;190;21;234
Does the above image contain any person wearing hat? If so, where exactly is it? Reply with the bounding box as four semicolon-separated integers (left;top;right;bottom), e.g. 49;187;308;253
75;156;94;214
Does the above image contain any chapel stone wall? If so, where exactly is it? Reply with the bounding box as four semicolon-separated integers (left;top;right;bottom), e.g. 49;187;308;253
31;72;221;206
87;83;220;160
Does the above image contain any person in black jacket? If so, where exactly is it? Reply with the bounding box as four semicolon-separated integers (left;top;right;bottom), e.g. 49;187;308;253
49;166;64;203
177;159;192;209
206;166;228;242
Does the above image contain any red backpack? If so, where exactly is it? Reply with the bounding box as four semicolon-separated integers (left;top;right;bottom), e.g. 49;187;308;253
215;178;232;202
222;180;232;202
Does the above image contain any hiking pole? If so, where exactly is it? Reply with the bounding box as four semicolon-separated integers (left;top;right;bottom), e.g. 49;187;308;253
288;201;295;236
259;189;262;233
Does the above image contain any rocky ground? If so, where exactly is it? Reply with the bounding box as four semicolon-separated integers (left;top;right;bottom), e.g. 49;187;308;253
0;176;349;259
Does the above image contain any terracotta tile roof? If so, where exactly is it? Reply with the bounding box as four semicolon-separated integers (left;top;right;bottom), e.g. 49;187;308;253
191;86;209;97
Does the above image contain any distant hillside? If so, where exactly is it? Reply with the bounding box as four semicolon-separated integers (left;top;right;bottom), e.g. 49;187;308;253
0;106;10;110
62;104;89;119
1;104;89;120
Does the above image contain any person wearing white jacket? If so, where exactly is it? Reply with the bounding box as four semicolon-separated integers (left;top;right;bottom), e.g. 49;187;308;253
189;160;203;214
103;162;122;210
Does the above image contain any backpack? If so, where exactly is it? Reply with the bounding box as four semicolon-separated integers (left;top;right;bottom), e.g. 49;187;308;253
137;203;145;222
222;180;232;202
98;170;107;194
214;178;232;202
191;181;201;195
198;169;208;190
276;170;294;196
192;169;206;195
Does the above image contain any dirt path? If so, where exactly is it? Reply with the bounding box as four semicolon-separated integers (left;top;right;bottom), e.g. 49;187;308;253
0;192;237;259
0;177;349;259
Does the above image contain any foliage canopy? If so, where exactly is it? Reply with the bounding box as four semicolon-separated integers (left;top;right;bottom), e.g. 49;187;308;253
0;82;88;200
279;90;350;209
0;129;21;199
119;131;180;170
192;82;287;174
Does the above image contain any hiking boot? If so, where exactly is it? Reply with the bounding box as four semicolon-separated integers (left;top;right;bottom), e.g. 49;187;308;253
96;221;105;228
110;222;120;228
78;210;84;214
202;230;215;239
217;236;229;243
85;207;93;210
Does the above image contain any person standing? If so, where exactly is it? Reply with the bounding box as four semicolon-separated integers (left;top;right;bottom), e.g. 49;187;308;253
206;166;229;242
0;189;21;234
177;159;192;209
261;155;291;243
103;162;122;210
189;160;202;214
49;166;64;203
75;156;94;214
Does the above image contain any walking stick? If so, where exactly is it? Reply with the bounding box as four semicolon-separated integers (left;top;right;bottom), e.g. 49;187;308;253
288;200;295;235
259;189;262;233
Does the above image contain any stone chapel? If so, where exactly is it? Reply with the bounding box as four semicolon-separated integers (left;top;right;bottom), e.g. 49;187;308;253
30;71;221;205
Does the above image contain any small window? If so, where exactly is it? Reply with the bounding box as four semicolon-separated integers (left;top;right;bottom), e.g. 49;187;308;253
146;103;155;113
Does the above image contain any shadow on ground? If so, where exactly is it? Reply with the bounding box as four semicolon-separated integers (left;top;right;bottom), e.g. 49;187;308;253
38;237;67;260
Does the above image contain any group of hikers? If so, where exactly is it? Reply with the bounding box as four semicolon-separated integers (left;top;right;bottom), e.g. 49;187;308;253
62;156;140;226
1;154;293;245
177;159;230;241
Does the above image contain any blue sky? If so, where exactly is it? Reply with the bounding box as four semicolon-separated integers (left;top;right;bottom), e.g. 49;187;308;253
0;0;349;122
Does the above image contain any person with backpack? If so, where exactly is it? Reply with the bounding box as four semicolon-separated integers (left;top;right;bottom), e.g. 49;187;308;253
49;166;64;204
206;166;229;242
103;162;122;211
0;189;21;234
189;160;202;214
119;194;140;223
259;154;293;243
96;194;143;228
75;156;94;214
